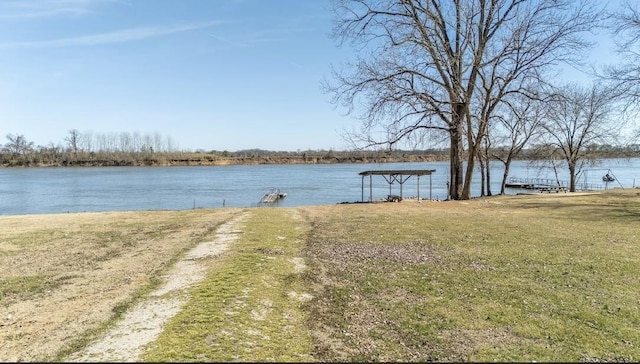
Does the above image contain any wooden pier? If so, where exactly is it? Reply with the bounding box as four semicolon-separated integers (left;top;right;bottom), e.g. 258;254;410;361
505;177;568;193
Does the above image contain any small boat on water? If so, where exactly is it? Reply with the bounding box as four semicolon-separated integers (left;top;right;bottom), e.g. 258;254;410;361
602;174;615;182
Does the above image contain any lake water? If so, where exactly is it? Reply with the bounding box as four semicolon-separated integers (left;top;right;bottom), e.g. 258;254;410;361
1;158;639;215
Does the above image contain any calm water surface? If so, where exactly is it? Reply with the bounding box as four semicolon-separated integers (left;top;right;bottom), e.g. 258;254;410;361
1;159;638;215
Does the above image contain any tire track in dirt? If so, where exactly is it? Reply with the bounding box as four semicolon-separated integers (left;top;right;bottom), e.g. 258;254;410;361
66;211;250;362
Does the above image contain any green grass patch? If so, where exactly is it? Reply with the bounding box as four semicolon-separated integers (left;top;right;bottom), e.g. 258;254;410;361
0;274;80;303
142;208;314;362
3;229;69;247
1;275;49;301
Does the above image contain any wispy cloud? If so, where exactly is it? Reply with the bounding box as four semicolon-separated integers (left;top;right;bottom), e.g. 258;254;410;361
0;21;225;49
0;0;120;19
209;25;315;48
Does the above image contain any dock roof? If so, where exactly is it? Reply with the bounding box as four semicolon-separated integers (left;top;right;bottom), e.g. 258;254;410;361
359;169;437;202
359;169;436;176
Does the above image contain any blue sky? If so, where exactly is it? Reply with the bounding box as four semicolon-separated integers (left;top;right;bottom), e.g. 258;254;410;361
0;0;625;152
0;0;356;151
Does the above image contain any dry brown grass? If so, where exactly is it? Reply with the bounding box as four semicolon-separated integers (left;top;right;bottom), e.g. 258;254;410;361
0;208;242;361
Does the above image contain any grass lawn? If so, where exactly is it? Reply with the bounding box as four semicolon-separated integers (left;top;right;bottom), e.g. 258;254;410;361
2;189;639;361
298;189;640;362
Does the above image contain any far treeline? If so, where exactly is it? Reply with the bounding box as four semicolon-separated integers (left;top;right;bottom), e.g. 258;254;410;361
0;130;452;167
1;130;639;169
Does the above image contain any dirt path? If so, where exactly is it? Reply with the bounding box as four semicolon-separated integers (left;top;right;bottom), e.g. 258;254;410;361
66;212;250;362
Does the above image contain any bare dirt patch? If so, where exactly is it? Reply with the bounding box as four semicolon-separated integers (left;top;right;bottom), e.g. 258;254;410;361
66;212;249;362
0;209;242;362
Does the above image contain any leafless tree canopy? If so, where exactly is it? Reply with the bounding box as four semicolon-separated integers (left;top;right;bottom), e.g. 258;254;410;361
540;83;618;191
605;2;640;100
3;134;34;156
602;1;640;140
490;93;545;194
326;0;601;199
64;129;81;160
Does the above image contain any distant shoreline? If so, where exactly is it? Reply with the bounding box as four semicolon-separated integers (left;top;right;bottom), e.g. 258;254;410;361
2;149;639;168
0;151;451;168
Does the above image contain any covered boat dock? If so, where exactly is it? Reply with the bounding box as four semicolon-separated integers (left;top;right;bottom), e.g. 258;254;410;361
359;169;436;202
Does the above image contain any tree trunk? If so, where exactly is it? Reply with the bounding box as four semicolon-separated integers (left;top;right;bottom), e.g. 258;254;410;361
462;149;475;200
462;126;481;200
569;162;577;192
482;138;493;196
449;127;464;200
486;157;492;196
479;156;486;197
450;104;465;200
500;160;511;195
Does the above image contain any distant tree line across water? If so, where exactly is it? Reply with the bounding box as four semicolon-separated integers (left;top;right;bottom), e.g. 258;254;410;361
1;129;639;168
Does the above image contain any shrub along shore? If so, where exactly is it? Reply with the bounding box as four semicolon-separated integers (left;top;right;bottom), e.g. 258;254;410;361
1;189;639;361
2;147;639;168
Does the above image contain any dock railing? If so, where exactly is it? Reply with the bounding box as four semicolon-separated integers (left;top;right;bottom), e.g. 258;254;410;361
507;177;568;187
507;177;606;191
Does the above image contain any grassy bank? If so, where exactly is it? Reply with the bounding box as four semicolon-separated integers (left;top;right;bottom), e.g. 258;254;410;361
1;190;639;361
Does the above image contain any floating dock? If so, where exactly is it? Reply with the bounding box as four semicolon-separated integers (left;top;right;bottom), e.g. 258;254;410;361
259;188;287;204
504;181;534;189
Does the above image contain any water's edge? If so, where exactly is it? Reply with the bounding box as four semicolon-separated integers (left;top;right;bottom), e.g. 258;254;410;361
1;159;638;215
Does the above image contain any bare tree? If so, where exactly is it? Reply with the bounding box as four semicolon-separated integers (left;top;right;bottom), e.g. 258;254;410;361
3;134;34;157
541;83;619;191
106;132;118;153
132;131;143;152
153;132;164;153
326;0;600;199
80;131;94;154
491;93;544;194
119;132;133;153
602;1;640;140
64;129;81;160
604;2;640;102
40;142;63;162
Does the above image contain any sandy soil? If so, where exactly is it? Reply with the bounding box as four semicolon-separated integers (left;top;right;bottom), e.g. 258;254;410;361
0;209;241;362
